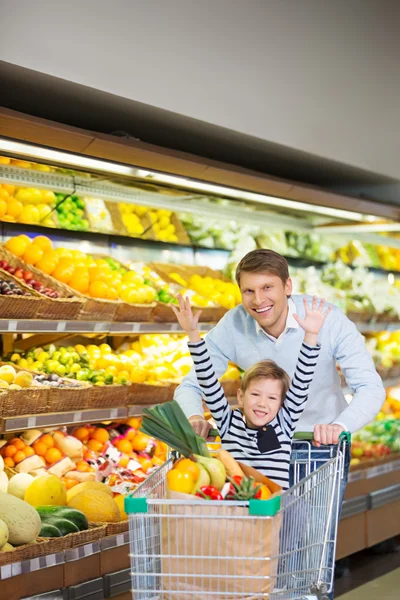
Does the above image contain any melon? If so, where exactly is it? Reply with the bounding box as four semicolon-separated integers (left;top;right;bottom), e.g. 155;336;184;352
7;473;34;500
67;490;120;523
114;495;127;520
66;481;113;503
0;471;8;493
0;519;9;548
24;475;67;507
0;491;41;545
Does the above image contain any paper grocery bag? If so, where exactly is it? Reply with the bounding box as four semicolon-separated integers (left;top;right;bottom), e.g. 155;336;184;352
162;471;282;599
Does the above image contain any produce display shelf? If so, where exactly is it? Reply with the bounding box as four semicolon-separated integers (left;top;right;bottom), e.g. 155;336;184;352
0;319;215;334
2;398;239;432
0;551;65;581
0;406;128;433
0;318;398;335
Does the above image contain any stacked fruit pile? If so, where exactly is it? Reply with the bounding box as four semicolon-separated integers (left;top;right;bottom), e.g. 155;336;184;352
5;234;158;304
0;184;56;227
0;418;165;514
0;275;32;297
0;364;80;394
3;236;61;298
364;331;400;371
54;194;89;231
351;418;400;464
4;337;241;387
168;272;241;310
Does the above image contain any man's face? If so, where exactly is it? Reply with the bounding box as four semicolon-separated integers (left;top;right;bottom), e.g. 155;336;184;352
239;271;292;330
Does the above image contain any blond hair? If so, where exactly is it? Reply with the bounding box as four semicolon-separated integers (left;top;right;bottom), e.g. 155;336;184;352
235;249;289;286
241;360;290;402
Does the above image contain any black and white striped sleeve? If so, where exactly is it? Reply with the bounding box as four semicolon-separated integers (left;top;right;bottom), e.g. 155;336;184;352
279;342;321;437
188;339;232;437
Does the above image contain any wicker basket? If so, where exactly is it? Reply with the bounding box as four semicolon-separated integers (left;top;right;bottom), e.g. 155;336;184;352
170;214;191;245
38;524;107;552
0;539;51;567
46;382;91;412
88;384;129;408
104;520;129;536
0;245;120;322
77;297;119;322
114;301;156;322
1;387;49;417
127;382;172;405
35;297;84;320
0;246;85;319
0;267;44;319
105;201;128;236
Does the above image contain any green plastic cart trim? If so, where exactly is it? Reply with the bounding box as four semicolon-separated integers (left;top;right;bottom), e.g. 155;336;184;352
249;495;281;516
125;496;148;514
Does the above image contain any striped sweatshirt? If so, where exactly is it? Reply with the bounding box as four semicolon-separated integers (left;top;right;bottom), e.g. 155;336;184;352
188;339;321;489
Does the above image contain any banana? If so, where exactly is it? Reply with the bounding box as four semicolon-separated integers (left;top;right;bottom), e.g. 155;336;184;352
194;455;226;490
191;464;211;494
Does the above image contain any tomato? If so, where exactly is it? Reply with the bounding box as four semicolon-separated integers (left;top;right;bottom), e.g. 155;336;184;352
195;486;223;500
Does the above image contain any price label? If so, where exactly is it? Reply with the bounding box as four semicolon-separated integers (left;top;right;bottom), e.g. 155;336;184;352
8;320;17;332
366;463;393;479
348;470;364;483
27;417;36;429
73;412;83;423
1;564;12;580
56;321;66;332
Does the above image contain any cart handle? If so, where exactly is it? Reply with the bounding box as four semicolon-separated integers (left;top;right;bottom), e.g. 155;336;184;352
294;431;351;444
209;429;351;443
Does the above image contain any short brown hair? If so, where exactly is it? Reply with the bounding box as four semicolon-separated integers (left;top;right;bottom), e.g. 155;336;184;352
235;249;289;286
241;360;290;402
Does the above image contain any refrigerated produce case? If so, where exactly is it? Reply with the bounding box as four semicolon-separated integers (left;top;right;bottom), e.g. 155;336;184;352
0;110;399;599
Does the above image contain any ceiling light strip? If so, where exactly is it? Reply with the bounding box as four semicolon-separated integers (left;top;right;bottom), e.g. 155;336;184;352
0;137;375;223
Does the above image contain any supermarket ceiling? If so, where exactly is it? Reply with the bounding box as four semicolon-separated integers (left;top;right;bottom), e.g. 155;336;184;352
0;60;399;208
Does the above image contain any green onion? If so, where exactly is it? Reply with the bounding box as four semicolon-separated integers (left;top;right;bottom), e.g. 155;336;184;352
140;400;210;458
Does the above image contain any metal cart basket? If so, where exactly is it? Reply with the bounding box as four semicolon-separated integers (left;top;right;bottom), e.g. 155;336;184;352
125;434;349;600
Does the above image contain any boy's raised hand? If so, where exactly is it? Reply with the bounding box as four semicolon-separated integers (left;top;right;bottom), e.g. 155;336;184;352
171;294;202;335
294;296;332;335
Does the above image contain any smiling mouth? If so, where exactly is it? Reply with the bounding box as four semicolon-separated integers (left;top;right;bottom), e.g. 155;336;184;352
253;410;268;418
253;305;272;315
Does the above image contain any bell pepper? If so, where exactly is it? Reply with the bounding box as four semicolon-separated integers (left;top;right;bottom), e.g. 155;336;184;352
196;486;223;500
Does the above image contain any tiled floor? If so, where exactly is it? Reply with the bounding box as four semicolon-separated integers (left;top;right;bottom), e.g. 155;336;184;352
335;540;400;598
337;567;400;599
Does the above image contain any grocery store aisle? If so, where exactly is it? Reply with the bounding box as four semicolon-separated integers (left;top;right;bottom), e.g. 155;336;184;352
337;567;400;599
335;540;400;598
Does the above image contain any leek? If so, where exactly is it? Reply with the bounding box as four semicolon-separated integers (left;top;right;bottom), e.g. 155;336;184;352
140;400;211;458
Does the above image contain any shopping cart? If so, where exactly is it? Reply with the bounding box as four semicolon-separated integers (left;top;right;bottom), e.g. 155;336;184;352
125;432;349;600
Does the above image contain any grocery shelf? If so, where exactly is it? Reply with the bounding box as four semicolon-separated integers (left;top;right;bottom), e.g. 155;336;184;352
0;551;64;581
354;321;400;333
0;406;128;433
1;398;239;432
0;319;215;334
0;318;398;335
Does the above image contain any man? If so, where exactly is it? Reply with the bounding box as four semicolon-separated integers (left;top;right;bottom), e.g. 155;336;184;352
175;248;385;443
174;248;385;598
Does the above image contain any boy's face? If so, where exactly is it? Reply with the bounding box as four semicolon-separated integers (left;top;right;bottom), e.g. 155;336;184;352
239;272;292;332
237;378;283;428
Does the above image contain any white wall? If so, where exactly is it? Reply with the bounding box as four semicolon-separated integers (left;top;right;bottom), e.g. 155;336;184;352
1;0;399;178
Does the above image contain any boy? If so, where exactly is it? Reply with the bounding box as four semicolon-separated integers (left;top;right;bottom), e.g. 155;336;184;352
172;294;331;489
